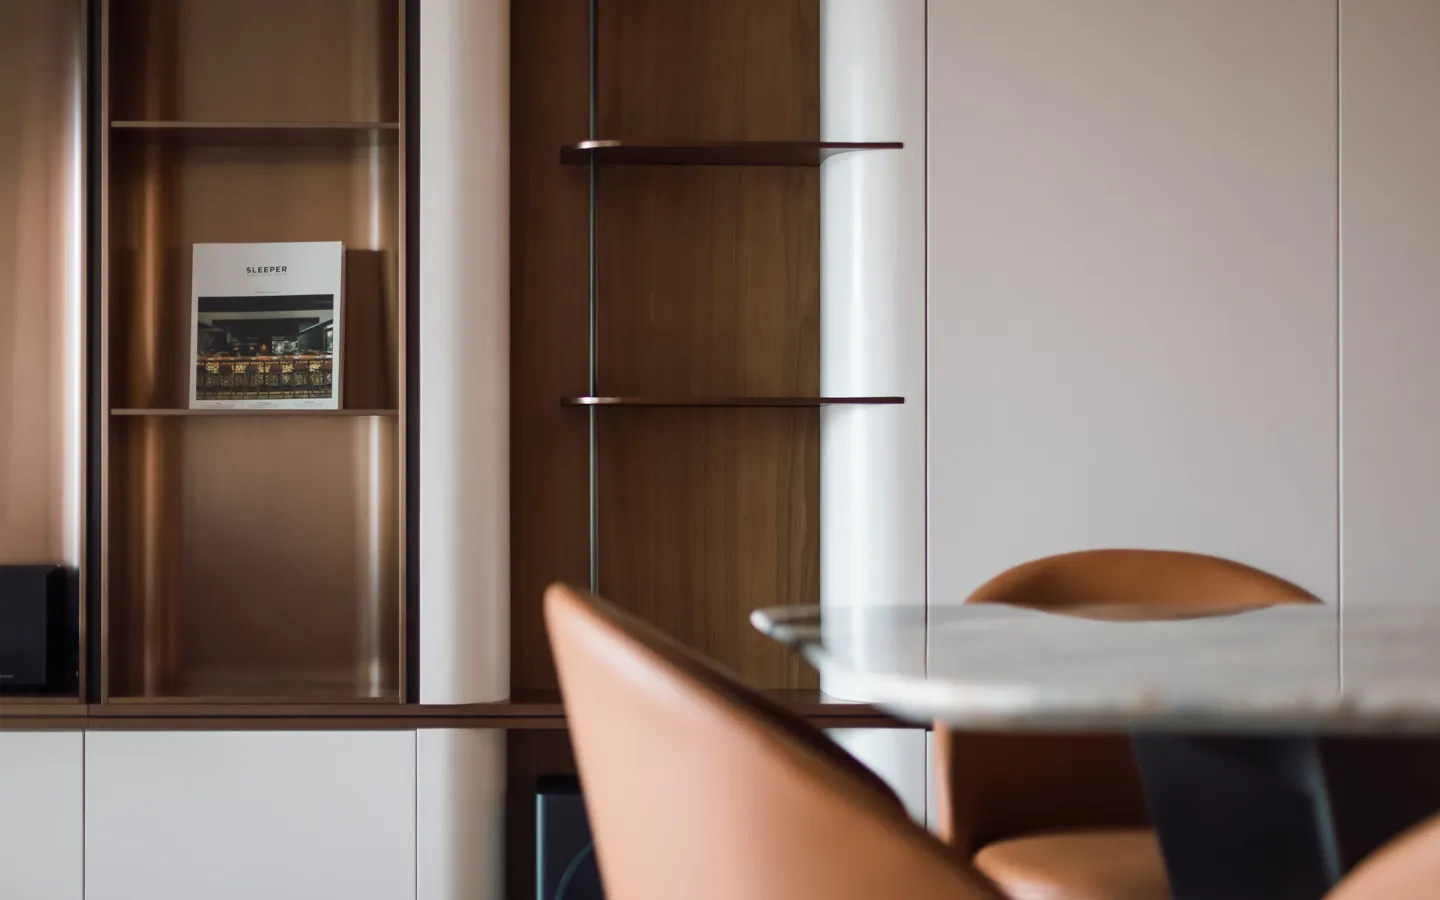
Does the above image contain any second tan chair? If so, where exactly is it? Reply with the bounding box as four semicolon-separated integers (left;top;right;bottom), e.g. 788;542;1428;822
935;549;1320;900
546;582;1003;900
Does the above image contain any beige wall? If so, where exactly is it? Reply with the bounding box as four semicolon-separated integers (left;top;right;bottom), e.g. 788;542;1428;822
927;1;1340;604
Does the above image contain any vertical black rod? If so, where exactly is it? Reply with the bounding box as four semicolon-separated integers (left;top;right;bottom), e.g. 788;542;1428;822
586;0;600;592
403;0;421;703
84;0;103;703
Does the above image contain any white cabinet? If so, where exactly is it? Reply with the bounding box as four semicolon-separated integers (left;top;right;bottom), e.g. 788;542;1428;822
85;731;416;900
926;0;1340;605
0;731;83;900
1341;2;1440;612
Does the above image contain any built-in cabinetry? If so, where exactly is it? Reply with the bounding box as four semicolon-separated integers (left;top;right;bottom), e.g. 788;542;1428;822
84;731;417;900
0;732;84;900
98;0;408;703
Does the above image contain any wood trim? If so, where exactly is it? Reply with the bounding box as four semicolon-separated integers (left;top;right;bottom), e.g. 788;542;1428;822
1;691;907;730
562;396;903;407
561;139;902;166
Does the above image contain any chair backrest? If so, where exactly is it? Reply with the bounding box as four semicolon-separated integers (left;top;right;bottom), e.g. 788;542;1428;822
1327;813;1440;899
545;582;1001;900
937;549;1321;852
965;548;1320;617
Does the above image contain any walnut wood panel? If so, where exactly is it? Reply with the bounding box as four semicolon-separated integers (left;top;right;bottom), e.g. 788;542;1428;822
102;0;406;702
509;0;593;693
561;140;902;166
594;0;823;690
106;416;399;700
0;0;84;568
506;730;578;900
107;139;399;410
109;0;398;123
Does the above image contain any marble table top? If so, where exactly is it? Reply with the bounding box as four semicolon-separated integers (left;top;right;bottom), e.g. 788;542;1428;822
752;603;1440;734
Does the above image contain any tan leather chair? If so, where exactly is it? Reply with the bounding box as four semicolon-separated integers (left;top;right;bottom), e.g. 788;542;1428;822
545;582;1003;900
1327;812;1440;899
936;549;1320;900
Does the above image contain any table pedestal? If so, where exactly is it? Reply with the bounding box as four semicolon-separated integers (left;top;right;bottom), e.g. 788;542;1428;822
1133;735;1440;900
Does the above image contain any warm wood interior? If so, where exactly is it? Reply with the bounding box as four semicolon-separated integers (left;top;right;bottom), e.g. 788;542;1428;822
109;0;398;125
100;0;405;702
511;0;823;694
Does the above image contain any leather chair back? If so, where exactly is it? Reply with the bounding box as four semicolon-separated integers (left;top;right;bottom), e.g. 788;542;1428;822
1327;813;1440;899
939;549;1321;853
546;582;1001;900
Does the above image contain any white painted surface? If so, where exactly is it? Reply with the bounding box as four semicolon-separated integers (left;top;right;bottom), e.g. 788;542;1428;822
1341;1;1440;614
419;0;510;703
927;1;1340;609
0;732;82;900
85;731;416;900
417;730;506;900
819;0;927;702
828;728;929;825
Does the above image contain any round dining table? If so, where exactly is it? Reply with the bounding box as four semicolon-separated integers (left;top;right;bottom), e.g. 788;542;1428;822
753;602;1440;900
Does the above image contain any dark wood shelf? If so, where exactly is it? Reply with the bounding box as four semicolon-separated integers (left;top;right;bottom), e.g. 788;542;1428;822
560;139;902;166
8;691;906;731
112;408;397;418
561;396;904;408
111;120;400;146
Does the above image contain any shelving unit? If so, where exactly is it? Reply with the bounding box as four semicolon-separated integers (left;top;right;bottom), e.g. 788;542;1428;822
96;0;407;704
560;139;902;166
561;396;903;408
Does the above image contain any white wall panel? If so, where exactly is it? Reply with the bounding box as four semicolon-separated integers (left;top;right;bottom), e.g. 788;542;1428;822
85;731;416;900
1341;1;1440;615
927;1;1339;608
0;732;82;900
419;0;510;703
417;730;506;900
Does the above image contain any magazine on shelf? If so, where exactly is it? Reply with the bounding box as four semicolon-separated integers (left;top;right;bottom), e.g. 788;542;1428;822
189;241;344;410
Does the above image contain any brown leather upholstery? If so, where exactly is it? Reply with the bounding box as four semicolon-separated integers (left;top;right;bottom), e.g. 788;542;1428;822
937;550;1322;900
965;548;1319;619
545;582;1002;900
974;830;1169;900
1326;812;1440;899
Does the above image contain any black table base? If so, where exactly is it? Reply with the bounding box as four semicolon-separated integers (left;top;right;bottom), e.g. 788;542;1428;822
1133;735;1440;900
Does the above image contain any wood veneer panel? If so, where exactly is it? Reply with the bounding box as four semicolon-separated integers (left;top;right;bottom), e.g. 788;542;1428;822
594;0;822;689
109;0;399;123
509;0;593;693
106;416;399;700
107;139;399;410
0;0;84;567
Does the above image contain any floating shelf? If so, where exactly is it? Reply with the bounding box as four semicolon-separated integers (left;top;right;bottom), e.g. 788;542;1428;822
111;408;398;418
560;139;903;167
111;120;400;146
561;396;905;408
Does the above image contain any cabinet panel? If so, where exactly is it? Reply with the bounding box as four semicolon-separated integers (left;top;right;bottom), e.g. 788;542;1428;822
927;1;1339;604
0;732;83;900
1341;2;1440;612
86;731;416;900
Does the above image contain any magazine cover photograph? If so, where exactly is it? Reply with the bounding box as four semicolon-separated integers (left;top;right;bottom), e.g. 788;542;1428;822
189;241;344;410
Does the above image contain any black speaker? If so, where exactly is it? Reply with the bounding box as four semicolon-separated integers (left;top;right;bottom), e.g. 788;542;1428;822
0;565;77;694
536;775;604;900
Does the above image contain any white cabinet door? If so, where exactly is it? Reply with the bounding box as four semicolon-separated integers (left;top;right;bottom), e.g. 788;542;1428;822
86;731;416;900
0;731;83;900
1341;2;1440;613
927;1;1340;604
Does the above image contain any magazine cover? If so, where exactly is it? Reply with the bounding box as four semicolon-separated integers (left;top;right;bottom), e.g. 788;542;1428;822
189;241;344;410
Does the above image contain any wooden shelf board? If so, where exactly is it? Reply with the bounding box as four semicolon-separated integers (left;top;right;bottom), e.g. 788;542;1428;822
112;408;397;418
561;396;904;408
111;120;400;146
560;139;903;166
22;691;907;731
